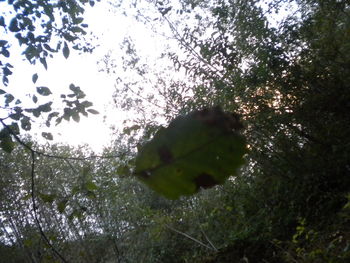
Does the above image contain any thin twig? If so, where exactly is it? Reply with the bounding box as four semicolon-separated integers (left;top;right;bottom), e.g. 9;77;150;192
200;229;218;251
165;224;215;251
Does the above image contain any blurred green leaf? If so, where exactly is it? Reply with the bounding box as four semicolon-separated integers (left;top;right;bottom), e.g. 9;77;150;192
135;107;247;199
57;199;68;214
85;181;98;191
39;193;56;203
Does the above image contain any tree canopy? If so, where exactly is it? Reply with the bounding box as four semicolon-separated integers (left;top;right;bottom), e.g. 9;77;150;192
0;0;99;151
1;0;350;262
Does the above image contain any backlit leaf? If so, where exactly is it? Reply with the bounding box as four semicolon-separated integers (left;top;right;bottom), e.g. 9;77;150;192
72;111;80;122
87;109;99;114
4;93;14;106
32;73;38;84
21;116;31;131
36;86;52;96
135;107;247;199
63;41;70;59
41;132;53;140
9;18;20;32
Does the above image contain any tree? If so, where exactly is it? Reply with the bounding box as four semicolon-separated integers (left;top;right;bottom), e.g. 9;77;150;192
108;0;350;261
0;0;100;152
1;0;350;262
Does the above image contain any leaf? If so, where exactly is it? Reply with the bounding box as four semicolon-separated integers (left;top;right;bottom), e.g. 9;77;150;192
0;16;5;27
39;193;56;203
72;111;80;122
63;33;78;42
135;107;247;199
4;93;14;106
0;89;6;94
32;73;38;84
73;17;84;24
9;18;20;32
46;112;59;127
3;66;12;76
87;109;99;114
43;44;56;52
0;129;14;153
63;108;72;121
39;57;47;70
63;41;70;59
9;110;22;120
57;199;68;214
0;40;8;47
39;102;52;112
36;86;52;96
2;49;10;57
8;122;19;135
2;76;9;86
41;132;53;140
81;100;93;108
21;116;31;131
69;84;85;98
85;181;98;191
71;26;86;34
24;45;38;61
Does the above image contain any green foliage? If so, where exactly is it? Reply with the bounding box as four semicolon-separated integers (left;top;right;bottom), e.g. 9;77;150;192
135;107;246;199
0;0;100;152
0;0;349;262
0;127;15;153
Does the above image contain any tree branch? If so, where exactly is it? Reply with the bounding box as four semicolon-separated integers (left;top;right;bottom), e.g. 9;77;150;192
165;224;215;251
